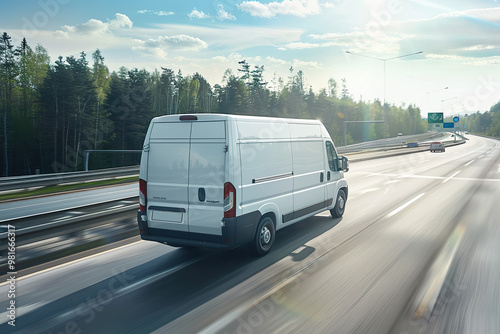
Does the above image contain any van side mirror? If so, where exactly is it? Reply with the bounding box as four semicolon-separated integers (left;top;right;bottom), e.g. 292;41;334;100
340;156;349;172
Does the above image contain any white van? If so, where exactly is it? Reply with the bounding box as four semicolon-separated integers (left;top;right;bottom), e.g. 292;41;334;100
137;114;349;255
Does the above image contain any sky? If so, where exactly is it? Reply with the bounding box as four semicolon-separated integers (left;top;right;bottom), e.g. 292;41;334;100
3;0;500;116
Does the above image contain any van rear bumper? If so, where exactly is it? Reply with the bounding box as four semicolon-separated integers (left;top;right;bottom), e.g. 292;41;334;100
137;210;261;249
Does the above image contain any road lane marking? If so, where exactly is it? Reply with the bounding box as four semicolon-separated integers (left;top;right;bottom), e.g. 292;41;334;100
359;188;379;194
443;170;461;183
465;160;474;166
355;171;500;183
386;193;426;219
0;241;142;286
117;256;204;294
197;251;322;334
51;256;205;326
413;223;465;320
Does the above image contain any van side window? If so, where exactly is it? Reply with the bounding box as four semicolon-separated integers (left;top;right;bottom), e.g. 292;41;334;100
326;141;337;171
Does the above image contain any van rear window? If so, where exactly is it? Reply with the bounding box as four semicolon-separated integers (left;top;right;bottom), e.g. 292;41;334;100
150;122;191;139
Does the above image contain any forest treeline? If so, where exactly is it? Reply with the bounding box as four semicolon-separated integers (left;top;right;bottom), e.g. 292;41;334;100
1;33;498;176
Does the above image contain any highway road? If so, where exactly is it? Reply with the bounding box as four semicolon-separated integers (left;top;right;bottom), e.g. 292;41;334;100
1;135;499;334
0;184;137;222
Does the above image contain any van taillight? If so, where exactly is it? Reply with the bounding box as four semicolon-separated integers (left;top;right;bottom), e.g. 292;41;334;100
139;179;147;212
224;182;236;218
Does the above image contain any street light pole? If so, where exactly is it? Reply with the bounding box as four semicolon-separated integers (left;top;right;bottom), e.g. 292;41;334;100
345;51;423;108
426;86;448;111
441;96;458;111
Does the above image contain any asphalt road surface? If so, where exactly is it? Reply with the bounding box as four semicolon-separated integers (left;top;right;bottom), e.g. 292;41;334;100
1;135;498;334
0;184;137;222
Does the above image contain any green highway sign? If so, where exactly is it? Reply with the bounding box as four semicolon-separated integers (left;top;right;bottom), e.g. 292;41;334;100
428;112;444;124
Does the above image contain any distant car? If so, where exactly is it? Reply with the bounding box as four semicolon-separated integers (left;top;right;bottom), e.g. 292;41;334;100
430;142;445;152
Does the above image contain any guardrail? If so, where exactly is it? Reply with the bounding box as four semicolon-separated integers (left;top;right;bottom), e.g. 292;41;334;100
0;166;139;192
337;132;446;154
0;200;138;274
345;140;466;162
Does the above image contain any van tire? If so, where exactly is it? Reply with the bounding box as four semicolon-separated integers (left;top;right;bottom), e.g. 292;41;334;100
330;189;346;218
250;217;275;256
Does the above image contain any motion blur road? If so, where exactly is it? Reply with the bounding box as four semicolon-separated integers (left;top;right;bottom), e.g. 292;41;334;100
1;135;499;334
0;184;137;222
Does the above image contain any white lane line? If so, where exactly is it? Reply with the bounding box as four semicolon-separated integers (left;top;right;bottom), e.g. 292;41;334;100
465;160;474;166
359;188;379;194
386;193;426;219
197;254;319;334
52;215;73;221
443;170;461;183
413;223;465;320
117;256;203;294
53;256;205;325
357;171;500;183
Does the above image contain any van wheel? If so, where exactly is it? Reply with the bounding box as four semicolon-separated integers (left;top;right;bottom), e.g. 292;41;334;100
330;189;346;218
250;217;275;256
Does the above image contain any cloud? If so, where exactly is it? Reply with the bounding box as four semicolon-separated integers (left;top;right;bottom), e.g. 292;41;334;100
188;8;211;19
188;5;236;21
238;0;321;18
109;13;133;29
56;13;132;38
217;4;236;21
133;34;208;59
211;53;244;63
137;10;174;16
426;54;500;66
396;7;500;59
309;30;403;55
292;59;320;68
266;56;288;65
281;6;500;62
278;41;325;50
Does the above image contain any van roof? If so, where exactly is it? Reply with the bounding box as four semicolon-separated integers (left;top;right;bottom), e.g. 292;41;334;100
151;113;323;125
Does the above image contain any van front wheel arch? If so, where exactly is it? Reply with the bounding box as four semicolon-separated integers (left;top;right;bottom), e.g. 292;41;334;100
330;189;346;218
250;216;275;256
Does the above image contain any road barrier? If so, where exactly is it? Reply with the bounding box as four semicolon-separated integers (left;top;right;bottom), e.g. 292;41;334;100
0;166;139;192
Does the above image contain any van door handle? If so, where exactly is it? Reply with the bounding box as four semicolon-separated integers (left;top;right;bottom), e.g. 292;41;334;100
198;188;206;202
327;171;331;181
320;172;324;183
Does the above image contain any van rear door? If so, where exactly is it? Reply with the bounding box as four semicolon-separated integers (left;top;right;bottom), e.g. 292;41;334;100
146;120;226;236
187;121;226;235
